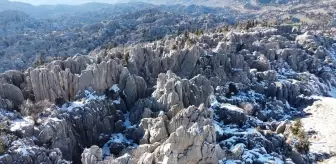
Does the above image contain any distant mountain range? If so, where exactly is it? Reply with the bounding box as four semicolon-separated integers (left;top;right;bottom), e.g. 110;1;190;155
1;0;295;13
1;0;157;18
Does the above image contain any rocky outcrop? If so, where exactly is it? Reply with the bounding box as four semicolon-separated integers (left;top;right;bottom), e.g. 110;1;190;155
153;71;213;111
1;25;336;164
127;45;203;79
81;146;103;164
129;71;213;124
105;104;217;164
26;56;124;102
18;56;147;111
0;90;131;163
0;70;25;109
0;138;68;164
0;83;24;109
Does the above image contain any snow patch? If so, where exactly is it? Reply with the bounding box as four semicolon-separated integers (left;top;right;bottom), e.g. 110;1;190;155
84;90;106;101
210;95;219;107
109;133;131;144
110;84;120;92
60;90;106;112
11;140;37;156
213;42;225;53
10;117;34;132
0;109;15;118
42;117;63;126
102;133;138;158
218;91;264;104
123;113;135;129
327;44;336;61
214;121;225;135
221;104;245;113
113;98;121;104
219;159;242;164
242;148;284;164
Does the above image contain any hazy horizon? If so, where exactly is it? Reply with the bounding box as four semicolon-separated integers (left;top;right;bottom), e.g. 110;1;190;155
8;0;127;5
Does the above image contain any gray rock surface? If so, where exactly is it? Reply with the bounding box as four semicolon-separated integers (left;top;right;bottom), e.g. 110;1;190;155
1;24;336;164
81;146;103;164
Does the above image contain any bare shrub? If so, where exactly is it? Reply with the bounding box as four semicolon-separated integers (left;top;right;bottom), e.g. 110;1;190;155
20;100;52;124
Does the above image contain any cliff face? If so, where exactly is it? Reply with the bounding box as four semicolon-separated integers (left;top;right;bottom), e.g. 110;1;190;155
0;25;336;163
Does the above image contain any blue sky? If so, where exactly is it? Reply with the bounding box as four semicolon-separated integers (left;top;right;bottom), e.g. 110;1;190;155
9;0;123;5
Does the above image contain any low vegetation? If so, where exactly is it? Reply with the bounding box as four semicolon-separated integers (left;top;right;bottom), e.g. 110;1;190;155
0;140;5;155
20;100;52;125
291;119;311;154
124;52;130;66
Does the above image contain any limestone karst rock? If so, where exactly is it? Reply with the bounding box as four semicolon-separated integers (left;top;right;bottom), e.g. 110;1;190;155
27;56;124;102
81;146;103;164
1;24;336;164
106;104;217;164
153;71;213;111
0;138;67;164
129;71;213;124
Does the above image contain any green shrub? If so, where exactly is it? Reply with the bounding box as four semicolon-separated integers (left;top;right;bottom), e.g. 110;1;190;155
21;100;52;125
295;138;310;154
0;122;8;132
33;53;46;68
0;138;5;155
0;144;4;155
124;52;130;66
172;44;178;50
184;31;189;39
195;29;203;36
291;119;302;135
222;25;229;32
290;119;310;154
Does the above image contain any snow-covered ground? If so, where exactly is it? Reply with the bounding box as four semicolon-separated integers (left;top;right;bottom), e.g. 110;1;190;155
211;95;284;164
109;84;120;92
10;117;34;132
102;112;137;158
59;90;106;112
102;133;138;158
301;97;336;163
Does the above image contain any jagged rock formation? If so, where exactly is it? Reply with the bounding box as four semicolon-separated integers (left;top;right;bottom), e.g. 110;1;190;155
0;2;239;73
26;56;125;102
104;103;217;164
1;24;336;164
0;138;67;164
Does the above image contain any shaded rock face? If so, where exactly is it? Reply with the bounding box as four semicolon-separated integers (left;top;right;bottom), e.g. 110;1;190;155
0;70;25;109
0;138;67;164
0;83;24;109
0;90;131;163
39;101;117;161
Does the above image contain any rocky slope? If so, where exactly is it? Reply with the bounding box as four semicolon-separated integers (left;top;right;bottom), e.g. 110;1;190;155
2;0;334;73
0;23;336;164
0;2;243;72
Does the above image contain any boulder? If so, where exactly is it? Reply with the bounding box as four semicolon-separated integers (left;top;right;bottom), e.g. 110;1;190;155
0;83;24;107
81;146;103;164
